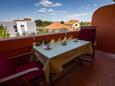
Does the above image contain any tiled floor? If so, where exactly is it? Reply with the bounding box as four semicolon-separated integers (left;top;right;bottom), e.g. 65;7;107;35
40;50;115;86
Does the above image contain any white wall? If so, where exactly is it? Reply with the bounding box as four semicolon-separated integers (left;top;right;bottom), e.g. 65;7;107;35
16;21;36;36
16;21;28;36
26;22;36;34
0;21;37;37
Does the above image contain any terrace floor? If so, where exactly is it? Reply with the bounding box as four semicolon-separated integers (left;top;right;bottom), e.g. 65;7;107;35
40;50;115;86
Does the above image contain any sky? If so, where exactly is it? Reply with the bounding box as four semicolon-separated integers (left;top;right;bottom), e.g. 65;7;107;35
0;0;114;22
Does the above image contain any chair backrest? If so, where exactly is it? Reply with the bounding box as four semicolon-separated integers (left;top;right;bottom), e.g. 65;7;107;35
0;53;15;79
78;28;96;44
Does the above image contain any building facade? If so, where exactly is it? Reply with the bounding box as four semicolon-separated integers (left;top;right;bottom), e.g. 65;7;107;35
64;20;80;31
0;18;37;37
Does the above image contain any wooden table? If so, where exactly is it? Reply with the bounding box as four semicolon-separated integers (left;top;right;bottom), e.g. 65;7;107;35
33;39;93;83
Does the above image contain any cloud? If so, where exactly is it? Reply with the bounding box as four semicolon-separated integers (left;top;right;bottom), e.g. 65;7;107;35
81;3;98;10
84;4;91;10
66;13;91;21
35;0;63;7
34;0;64;15
49;10;65;15
38;8;47;12
93;4;97;6
88;4;91;6
67;13;89;19
47;8;54;12
85;7;89;10
47;8;65;14
36;8;65;15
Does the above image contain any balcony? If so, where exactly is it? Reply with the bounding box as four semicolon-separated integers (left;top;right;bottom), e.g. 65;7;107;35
0;4;115;86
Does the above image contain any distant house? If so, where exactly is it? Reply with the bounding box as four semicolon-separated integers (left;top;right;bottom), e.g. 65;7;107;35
64;20;80;31
45;22;70;33
64;20;79;27
0;18;37;37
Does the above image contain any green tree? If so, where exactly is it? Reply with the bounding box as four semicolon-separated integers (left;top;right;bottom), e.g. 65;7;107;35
113;0;115;2
80;21;84;26
35;19;52;27
80;21;92;26
0;24;10;38
60;21;64;24
35;19;42;27
35;19;52;33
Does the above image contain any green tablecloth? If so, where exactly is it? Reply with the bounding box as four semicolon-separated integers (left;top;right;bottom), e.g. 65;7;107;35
33;39;93;82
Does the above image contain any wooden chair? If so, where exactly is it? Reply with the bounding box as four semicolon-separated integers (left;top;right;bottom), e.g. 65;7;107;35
78;27;96;64
0;53;44;86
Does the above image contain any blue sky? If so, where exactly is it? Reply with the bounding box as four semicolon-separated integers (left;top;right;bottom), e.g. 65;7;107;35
0;0;114;22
